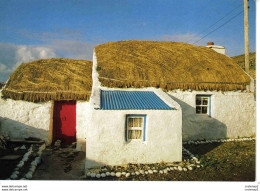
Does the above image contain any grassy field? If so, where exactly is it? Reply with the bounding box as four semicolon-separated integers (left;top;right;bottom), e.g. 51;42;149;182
232;52;256;80
89;141;255;181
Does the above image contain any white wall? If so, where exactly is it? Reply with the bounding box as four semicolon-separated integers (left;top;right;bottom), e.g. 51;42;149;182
168;90;255;141
85;109;182;169
0;92;52;144
76;101;91;151
206;45;226;55
0;92;91;149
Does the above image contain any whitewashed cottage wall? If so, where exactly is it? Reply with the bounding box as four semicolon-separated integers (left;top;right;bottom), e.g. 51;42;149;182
0;91;91;149
85;50;183;169
168;90;255;141
0;92;52;143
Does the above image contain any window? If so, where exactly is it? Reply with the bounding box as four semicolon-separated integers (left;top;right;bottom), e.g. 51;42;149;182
196;95;211;115
125;115;146;141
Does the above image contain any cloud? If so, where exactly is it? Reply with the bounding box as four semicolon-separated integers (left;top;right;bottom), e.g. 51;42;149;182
0;40;97;82
0;43;57;82
45;39;96;60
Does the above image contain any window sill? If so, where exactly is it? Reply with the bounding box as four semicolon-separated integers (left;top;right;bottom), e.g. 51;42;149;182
125;139;147;144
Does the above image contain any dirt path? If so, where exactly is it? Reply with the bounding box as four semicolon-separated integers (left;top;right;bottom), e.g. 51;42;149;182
32;145;85;180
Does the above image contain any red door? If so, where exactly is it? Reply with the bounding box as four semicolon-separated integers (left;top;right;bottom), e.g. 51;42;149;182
53;101;76;145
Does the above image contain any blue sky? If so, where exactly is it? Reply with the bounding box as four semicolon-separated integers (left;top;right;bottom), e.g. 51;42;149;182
0;0;256;81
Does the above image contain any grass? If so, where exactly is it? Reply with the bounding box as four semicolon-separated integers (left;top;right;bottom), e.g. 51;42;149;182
232;52;256;80
88;141;255;181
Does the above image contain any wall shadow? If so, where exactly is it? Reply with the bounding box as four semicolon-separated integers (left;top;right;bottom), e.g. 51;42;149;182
168;94;227;153
0;116;49;143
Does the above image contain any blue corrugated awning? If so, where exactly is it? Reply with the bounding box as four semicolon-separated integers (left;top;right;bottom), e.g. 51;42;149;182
100;90;175;110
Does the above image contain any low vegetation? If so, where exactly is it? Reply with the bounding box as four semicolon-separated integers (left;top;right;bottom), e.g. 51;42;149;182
232;52;256;80
87;141;255;181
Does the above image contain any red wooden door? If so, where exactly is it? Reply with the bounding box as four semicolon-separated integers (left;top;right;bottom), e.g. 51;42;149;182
53;101;76;145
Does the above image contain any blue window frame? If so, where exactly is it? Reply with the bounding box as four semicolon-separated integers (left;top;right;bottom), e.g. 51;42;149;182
196;95;211;116
125;115;146;141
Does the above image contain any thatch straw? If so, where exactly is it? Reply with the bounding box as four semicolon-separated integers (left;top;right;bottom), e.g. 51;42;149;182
2;58;92;102
95;41;251;91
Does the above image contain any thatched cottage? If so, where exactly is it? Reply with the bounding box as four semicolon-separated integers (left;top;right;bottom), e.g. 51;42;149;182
0;58;93;150
0;41;255;169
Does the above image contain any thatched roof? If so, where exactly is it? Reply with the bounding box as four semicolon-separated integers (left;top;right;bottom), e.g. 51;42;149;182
95;41;251;91
2;58;92;102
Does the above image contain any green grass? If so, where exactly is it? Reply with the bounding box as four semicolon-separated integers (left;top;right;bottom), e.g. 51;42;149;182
232;52;256;80
87;141;255;181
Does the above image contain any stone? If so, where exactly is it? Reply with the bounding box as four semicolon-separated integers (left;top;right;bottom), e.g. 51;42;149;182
131;172;135;176
153;170;158;173
178;166;183;171
96;174;101;178
148;170;153;174
139;170;144;174
122;172;126;175
0;155;21;160
183;168;187;171
20;145;26;150
116;172;121;177
163;169;168;174
105;172;111;176
188;166;193;171
145;171;148;174
90;173;96;178
197;165;200;168
126;173;130;177
25;173;32;179
101;173;106;178
135;171;140;175
170;167;174;170
159;170;163;174
111;172;115;176
17;162;24;168
173;167;178;170
10;174;18;179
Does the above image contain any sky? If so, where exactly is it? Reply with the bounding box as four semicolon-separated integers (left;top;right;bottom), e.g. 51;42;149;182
0;0;256;82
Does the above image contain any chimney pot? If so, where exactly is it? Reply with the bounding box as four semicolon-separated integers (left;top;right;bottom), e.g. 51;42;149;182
207;42;214;45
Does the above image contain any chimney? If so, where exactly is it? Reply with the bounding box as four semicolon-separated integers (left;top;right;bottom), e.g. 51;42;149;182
206;42;226;55
207;42;214;45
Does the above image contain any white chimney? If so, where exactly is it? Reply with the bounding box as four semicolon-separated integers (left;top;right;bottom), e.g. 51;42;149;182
206;42;226;55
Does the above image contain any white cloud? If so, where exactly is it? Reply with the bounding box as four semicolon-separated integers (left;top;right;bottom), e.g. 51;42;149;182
0;40;97;82
0;43;57;81
46;39;96;60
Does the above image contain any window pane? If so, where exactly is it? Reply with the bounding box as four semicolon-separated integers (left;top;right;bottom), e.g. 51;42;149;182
128;130;142;139
128;118;133;127
196;98;201;105
202;106;208;114
133;118;138;127
202;98;208;105
131;117;143;127
196;106;201;113
137;118;143;127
